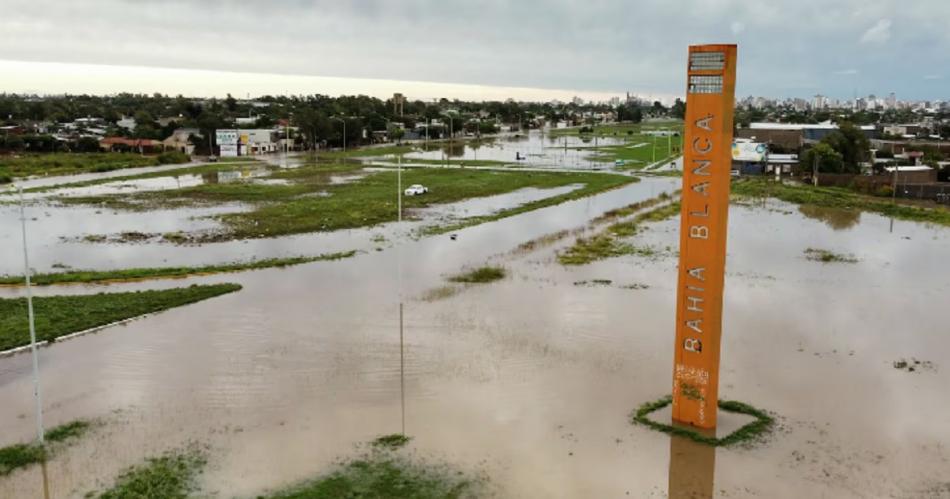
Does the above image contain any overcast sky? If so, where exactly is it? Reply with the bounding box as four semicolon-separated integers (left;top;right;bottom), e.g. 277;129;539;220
1;0;947;101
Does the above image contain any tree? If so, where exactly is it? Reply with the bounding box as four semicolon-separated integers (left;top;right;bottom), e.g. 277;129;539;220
391;127;405;144
821;122;869;173
225;93;237;112
802;142;845;174
671;98;686;119
631;107;643;123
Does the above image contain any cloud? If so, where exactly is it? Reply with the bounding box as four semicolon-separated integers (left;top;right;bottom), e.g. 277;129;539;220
923;74;943;80
860;19;892;44
834;69;859;75
0;1;946;100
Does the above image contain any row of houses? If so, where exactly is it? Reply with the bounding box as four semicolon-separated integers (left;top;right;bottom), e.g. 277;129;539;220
96;128;294;156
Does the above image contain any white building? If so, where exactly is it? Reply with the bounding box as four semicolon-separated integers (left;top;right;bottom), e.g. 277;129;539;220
215;129;278;157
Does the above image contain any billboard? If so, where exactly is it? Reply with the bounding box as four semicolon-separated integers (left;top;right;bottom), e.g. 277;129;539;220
731;141;767;162
216;129;238;146
672;44;737;430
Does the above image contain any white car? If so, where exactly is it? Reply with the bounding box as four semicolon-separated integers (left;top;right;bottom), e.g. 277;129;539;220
404;184;428;196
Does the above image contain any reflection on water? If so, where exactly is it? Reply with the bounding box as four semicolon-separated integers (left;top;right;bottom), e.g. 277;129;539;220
668;433;716;499
40;458;51;499
798;204;861;231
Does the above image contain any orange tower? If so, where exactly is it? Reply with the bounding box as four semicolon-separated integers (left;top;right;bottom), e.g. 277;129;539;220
671;44;737;429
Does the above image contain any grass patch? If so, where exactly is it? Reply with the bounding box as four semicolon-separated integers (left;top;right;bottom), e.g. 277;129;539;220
558;234;636;265
558;198;680;266
804;248;859;263
0;443;46;476
371;434;412;450
263;437;482;499
266;456;478;499
0;419;93;476
631;395;774;447
0;283;241;351
420;285;461;302
46;420;92;443
0;252;356;286
448;266;506;284
0;152;189;180
320;145;417;159
97;445;207;499
732;177;950;227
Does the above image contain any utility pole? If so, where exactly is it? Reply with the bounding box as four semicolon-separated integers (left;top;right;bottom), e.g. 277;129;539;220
18;187;44;444
653;133;657;163
332;117;346;152
396;154;405;436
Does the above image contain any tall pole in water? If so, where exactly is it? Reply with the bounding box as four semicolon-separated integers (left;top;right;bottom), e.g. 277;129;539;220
19;187;44;444
397;154;405;436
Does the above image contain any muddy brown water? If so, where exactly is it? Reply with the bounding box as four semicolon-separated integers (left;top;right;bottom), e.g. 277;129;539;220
2;178;950;498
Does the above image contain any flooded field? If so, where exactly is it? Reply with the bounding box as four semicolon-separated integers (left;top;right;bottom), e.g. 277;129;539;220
2;173;949;497
401;131;630;169
0;154;632;274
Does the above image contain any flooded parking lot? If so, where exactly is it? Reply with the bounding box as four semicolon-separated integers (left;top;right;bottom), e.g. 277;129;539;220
1;173;949;497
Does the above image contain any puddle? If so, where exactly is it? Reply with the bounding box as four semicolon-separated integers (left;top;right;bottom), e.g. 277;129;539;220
1;177;949;498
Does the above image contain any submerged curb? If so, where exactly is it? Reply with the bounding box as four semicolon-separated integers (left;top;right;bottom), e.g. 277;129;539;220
0;315;150;358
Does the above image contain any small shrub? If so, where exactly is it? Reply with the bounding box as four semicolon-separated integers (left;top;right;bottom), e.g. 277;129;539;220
156;151;190;165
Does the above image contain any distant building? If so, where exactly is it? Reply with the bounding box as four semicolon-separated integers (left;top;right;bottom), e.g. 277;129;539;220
98;137;162;153
163;128;200;155
116;116;136;131
235;116;260;126
745;122;876;143
215;129;277;157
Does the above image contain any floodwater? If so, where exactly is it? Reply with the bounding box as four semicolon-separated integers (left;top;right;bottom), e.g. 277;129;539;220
0;172;606;275
403;130;632;169
2;178;950;498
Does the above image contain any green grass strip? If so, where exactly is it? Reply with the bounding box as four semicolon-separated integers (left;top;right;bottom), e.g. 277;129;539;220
0;252;356;286
0;419;93;476
732;177;950;227
0;152;190;182
631;395;774;447
0;283;241;351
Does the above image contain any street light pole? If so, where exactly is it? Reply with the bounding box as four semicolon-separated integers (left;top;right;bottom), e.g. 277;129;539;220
332;117;346;152
18;187;44;444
